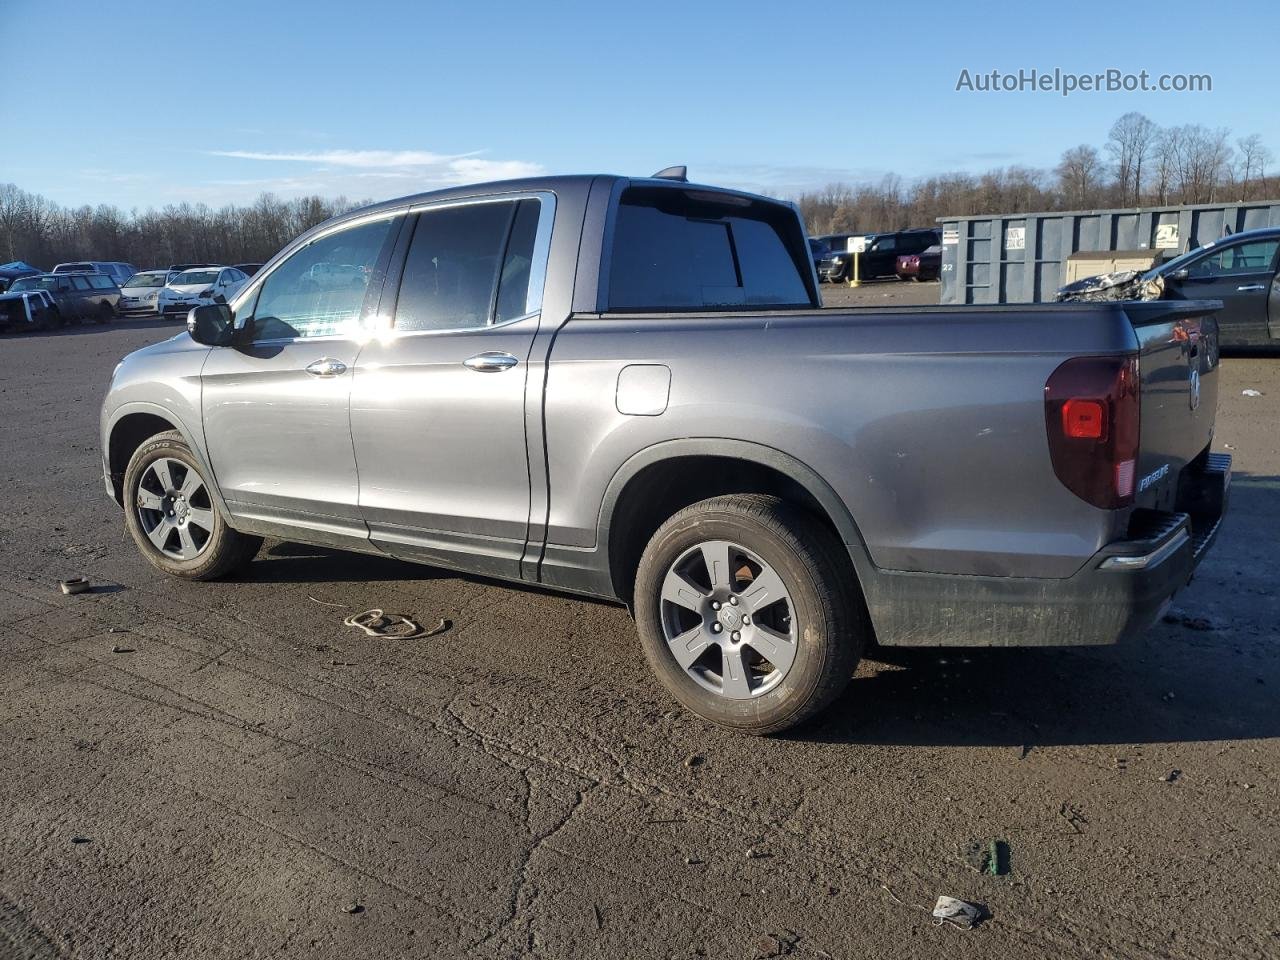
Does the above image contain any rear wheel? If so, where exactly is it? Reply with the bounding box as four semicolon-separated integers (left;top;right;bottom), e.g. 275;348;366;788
122;431;261;580
96;302;115;324
634;494;863;734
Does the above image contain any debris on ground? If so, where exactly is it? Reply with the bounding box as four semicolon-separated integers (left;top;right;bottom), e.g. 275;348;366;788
1159;769;1182;783
343;608;436;639
1242;389;1263;397
753;931;799;957
59;576;90;595
1163;609;1222;631
931;895;983;930
963;839;1010;876
70;836;91;844
341;902;364;915
683;753;704;768
308;594;349;608
109;644;134;654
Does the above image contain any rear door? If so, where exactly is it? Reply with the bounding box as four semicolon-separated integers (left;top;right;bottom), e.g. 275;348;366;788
200;212;401;542
68;275;94;319
350;193;552;579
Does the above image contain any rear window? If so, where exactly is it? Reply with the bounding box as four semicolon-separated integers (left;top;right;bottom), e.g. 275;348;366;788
607;188;811;311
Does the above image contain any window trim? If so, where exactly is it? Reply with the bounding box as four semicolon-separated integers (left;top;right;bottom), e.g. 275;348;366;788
385;190;556;338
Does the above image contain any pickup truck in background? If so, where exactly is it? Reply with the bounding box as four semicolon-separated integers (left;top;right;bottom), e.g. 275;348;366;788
101;172;1230;734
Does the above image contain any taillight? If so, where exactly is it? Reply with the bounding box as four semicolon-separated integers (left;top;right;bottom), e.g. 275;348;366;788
1044;355;1140;509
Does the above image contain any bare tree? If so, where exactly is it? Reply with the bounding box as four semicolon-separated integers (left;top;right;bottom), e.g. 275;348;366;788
1235;134;1273;200
1056;145;1104;209
1106;112;1158;206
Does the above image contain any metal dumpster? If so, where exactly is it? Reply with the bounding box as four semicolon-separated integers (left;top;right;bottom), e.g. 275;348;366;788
939;200;1280;305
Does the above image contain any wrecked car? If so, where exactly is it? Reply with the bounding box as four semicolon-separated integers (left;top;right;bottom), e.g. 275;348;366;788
1058;226;1280;347
0;289;61;332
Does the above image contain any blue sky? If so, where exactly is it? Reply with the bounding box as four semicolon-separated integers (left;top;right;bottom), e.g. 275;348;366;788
4;0;1275;209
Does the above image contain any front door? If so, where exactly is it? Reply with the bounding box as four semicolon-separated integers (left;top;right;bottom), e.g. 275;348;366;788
200;213;402;544
351;194;551;580
1165;236;1280;345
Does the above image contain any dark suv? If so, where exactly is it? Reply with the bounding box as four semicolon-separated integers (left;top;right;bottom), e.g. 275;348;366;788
7;272;120;324
817;228;941;283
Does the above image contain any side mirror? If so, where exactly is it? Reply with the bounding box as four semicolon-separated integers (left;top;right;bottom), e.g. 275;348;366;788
187;303;234;346
1168;268;1190;282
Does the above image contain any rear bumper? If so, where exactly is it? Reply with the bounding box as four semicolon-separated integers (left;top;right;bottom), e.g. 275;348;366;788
867;453;1230;647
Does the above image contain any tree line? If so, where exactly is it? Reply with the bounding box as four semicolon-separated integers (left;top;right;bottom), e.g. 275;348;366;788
1;111;1275;269
797;112;1275;236
0;186;365;271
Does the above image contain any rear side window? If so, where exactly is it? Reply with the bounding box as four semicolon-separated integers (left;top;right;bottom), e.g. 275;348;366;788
394;198;540;333
71;276;92;291
607;188;811;311
88;275;113;289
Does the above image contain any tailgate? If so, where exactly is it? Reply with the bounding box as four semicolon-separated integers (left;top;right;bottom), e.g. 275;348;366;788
1122;299;1221;511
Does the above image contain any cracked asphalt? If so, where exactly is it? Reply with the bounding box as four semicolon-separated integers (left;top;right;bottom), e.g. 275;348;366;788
1;316;1278;959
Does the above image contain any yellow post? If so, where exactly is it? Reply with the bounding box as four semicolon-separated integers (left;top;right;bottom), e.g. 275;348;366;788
848;249;861;288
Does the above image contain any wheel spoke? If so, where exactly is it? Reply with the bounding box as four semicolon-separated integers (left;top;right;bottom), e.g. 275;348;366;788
667;625;712;669
720;646;753;699
747;623;796;675
176;524;198;559
150;459;174;492
661;567;707;612
700;541;733;591
740;564;788;611
136;489;164;511
185;506;215;532
145;519;173;552
179;469;204;498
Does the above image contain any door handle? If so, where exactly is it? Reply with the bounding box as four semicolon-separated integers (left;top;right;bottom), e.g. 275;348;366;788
304;358;347;377
463;352;519;372
1236;284;1266;292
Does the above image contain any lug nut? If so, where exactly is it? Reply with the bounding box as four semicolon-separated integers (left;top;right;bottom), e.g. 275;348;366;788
729;596;739;606
731;631;741;642
712;623;722;633
742;615;751;625
711;601;721;611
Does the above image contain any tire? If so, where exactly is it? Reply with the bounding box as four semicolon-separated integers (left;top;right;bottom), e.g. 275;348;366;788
634;494;864;735
121;431;262;581
95;302;114;324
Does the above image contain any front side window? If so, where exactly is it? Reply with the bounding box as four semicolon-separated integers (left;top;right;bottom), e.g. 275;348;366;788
71;276;92;291
608;188;810;310
1188;239;1280;278
88;275;113;289
248;216;396;341
394;198;540;333
870;236;896;253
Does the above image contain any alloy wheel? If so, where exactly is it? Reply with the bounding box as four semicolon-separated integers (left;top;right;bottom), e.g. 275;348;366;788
134;457;215;560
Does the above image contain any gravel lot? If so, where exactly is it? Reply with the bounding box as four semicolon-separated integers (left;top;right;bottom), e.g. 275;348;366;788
1;314;1277;960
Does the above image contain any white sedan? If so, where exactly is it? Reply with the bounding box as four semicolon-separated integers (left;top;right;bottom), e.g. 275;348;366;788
118;270;170;316
158;267;249;319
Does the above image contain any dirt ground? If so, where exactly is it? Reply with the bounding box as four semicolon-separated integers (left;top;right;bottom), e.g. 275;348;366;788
0;315;1277;960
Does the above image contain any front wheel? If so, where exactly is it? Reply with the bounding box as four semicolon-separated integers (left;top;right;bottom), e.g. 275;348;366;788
634;494;864;735
122;431;262;580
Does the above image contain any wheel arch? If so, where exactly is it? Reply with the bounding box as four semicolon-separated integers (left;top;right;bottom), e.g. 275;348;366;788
596;439;877;609
104;403;223;511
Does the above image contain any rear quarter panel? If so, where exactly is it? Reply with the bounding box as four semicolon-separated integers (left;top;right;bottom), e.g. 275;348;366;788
543;305;1140;580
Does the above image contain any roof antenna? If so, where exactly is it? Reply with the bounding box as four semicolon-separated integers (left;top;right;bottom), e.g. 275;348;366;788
651;165;688;182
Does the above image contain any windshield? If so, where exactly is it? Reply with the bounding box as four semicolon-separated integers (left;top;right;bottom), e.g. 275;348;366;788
9;276;54;292
123;273;167;288
172;270;219;285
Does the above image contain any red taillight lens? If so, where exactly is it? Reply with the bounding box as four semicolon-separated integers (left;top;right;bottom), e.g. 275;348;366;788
1044;355;1140;509
1061;399;1106;439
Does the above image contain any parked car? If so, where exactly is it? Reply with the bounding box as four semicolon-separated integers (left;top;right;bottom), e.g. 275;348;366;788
118;270;171;317
807;238;829;270
0;288;60;332
101;172;1228;735
817;229;940;283
1056;226;1280;347
9;272;119;323
234;263;265;277
157;267;250;318
52;261;137;286
0;260;41;293
896;244;942;282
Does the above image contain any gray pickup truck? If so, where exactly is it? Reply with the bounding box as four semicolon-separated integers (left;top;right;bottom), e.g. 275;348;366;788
100;172;1230;734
